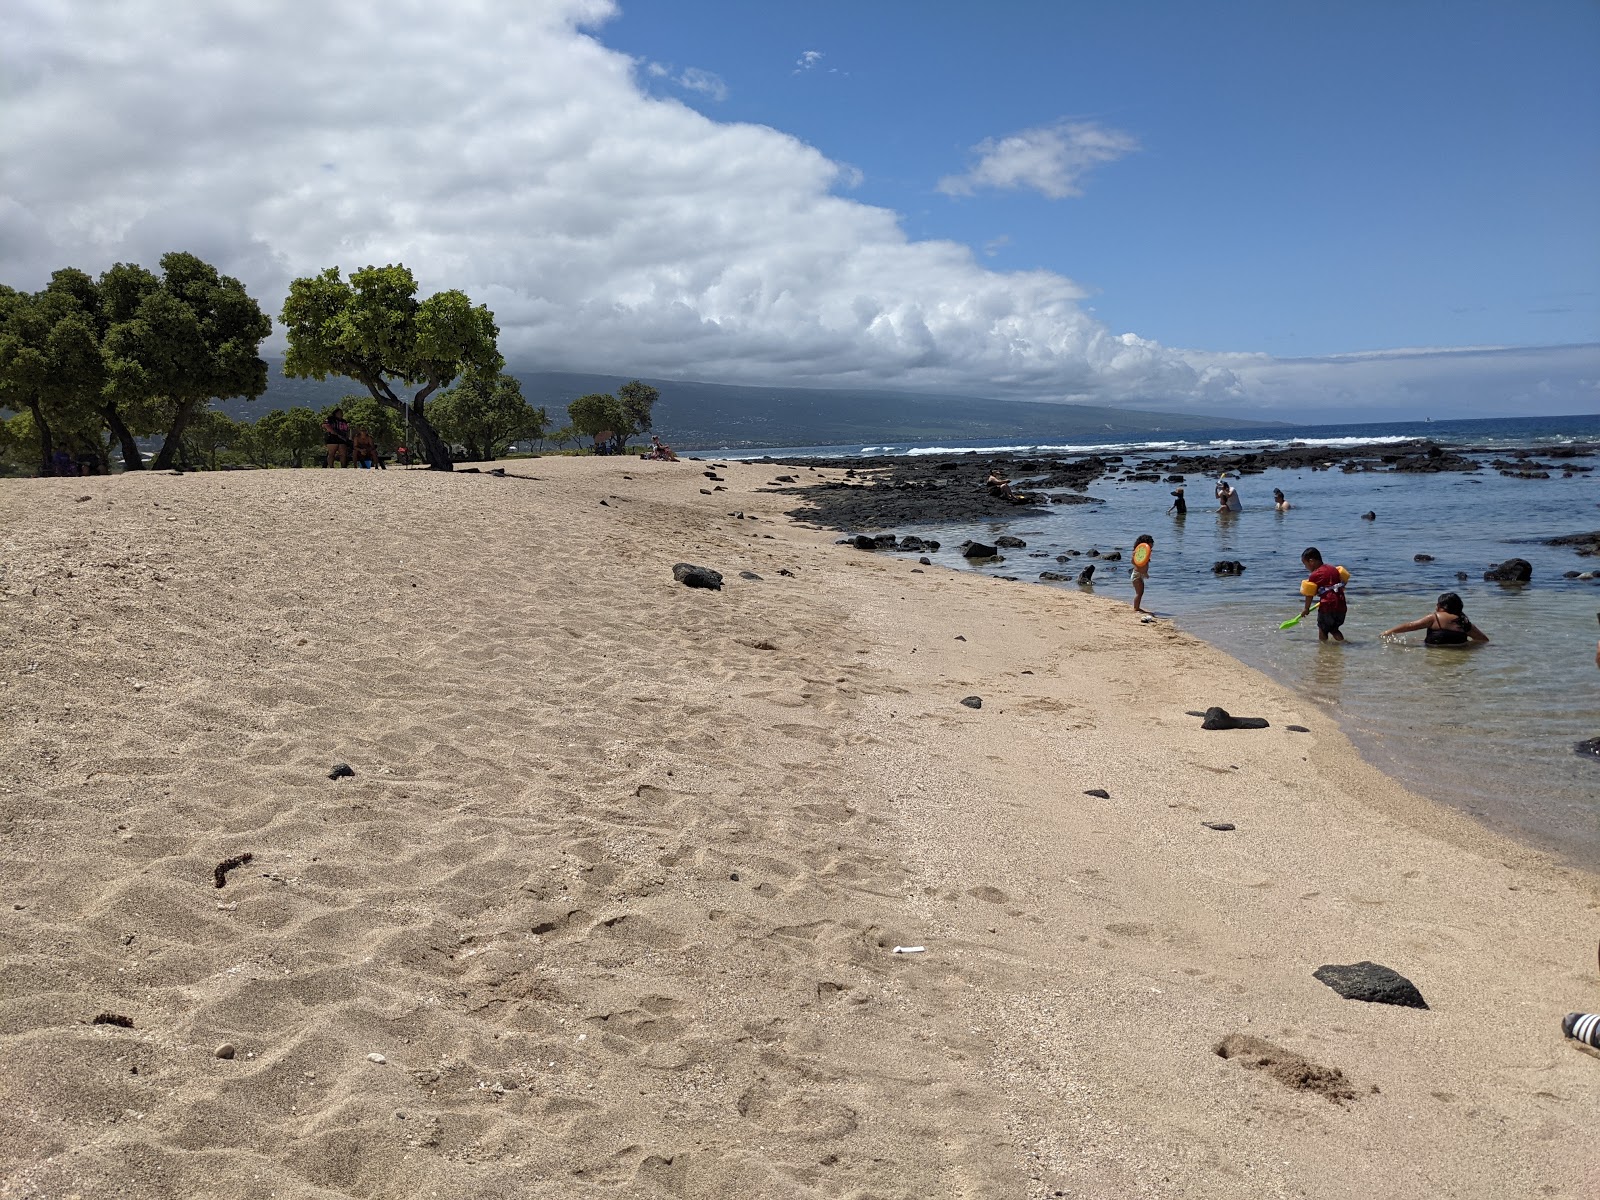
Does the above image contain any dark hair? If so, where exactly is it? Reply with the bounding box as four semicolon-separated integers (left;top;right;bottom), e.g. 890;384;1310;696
1273;488;1285;499
1436;592;1472;632
1135;533;1154;546
1301;546;1323;564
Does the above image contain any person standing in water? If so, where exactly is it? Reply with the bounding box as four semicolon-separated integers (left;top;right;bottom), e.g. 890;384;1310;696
1300;547;1348;643
1382;592;1489;646
1273;487;1291;510
1168;486;1186;516
1216;475;1242;512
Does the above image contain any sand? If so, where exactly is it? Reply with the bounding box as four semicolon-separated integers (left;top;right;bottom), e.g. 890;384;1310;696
1;457;1596;1199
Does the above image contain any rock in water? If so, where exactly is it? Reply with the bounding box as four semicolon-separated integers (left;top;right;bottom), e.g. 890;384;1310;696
1313;961;1428;1009
1076;564;1096;585
672;563;724;590
995;535;1027;548
1575;736;1600;761
1200;706;1269;730
1483;558;1533;583
961;541;999;559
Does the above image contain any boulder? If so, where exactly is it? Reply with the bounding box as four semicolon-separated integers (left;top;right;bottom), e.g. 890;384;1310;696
1575;737;1600;761
1200;707;1269;730
961;541;999;559
959;696;983;709
1483;558;1532;583
1413;553;1434;562
1212;560;1246;576
1076;564;1096;585
995;535;1027;549
898;535;927;553
1313;961;1428;1009
1361;511;1377;521
672;563;724;590
851;535;878;551
1039;571;1069;582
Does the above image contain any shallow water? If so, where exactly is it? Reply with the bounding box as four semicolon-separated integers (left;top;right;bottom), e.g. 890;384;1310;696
730;417;1600;865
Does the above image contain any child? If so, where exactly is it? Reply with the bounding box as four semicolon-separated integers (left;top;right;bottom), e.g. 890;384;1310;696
1130;534;1154;614
1300;546;1348;642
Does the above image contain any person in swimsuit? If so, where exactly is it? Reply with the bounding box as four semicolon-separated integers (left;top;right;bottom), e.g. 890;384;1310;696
1216;476;1241;513
323;408;352;467
1273;487;1291;511
1382;592;1488;646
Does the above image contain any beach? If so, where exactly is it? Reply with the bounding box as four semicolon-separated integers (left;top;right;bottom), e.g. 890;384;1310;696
2;458;1597;1199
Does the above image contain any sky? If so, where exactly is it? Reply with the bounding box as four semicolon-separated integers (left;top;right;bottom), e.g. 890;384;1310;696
2;0;1597;423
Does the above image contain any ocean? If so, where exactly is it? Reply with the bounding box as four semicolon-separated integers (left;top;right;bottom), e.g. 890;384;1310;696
723;414;1600;865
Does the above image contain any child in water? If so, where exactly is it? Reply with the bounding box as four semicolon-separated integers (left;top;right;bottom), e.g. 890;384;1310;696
1130;534;1154;614
1300;547;1348;642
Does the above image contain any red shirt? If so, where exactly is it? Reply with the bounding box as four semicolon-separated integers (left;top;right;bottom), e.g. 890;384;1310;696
1308;564;1347;612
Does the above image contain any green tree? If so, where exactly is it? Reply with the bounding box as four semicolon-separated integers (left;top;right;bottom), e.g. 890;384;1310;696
280;264;502;471
339;395;403;454
259;406;324;468
0;284;105;475
431;372;546;460
618;379;659;443
567;392;628;453
180;407;240;470
100;252;271;471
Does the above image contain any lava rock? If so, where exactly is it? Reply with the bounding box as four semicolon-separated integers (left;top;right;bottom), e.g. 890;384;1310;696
1575;736;1600;760
959;696;983;709
1483;558;1532;583
961;541;999;559
1083;788;1110;799
1286;725;1311;733
328;763;355;780
1413;553;1434;562
1361;511;1377;520
995;535;1027;549
898;535;927;552
1200;707;1270;730
1212;560;1246;576
1039;571;1069;582
672;563;724;590
1202;821;1236;831
1313;961;1429;1009
851;534;878;551
1076;565;1096;585
738;571;763;580
918;556;931;565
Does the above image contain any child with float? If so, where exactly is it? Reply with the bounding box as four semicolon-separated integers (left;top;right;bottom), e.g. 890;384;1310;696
1130;533;1154;614
1296;546;1350;642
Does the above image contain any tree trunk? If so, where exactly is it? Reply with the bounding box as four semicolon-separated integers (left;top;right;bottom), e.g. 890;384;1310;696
27;401;55;477
101;404;144;471
408;383;452;472
150;397;200;470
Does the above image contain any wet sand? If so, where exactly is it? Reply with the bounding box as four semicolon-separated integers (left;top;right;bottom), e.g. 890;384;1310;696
1;458;1596;1198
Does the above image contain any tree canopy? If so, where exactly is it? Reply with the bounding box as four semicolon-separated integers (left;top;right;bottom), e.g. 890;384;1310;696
280;264;502;471
430;372;547;461
567;380;659;453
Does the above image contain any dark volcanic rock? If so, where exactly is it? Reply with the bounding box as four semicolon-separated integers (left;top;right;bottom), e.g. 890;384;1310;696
995;535;1027;549
1083;788;1111;799
1575;737;1600;761
1313;961;1429;1009
673;563;724;590
1039;571;1069;581
1361;511;1377;521
1546;531;1600;557
1200;707;1269;730
961;541;999;559
1212;560;1246;576
329;762;355;780
1413;553;1434;562
851;534;878;550
1076;564;1096;585
959;696;983;709
1483;558;1532;583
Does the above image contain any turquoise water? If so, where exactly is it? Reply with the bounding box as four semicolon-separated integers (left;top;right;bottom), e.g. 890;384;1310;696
744;417;1600;864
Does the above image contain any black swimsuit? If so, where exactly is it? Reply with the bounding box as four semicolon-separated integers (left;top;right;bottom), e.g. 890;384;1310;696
1424;616;1471;646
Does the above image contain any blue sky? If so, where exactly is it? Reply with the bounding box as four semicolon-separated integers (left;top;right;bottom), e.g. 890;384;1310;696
2;0;1597;421
609;0;1600;357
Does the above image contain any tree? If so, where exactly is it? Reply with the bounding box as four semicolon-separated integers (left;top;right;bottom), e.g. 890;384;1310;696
618;379;659;443
100;252;271;471
258;407;324;468
280;264;502;471
0;284;104;475
430;372;547;460
339;395;403;454
568;392;627;452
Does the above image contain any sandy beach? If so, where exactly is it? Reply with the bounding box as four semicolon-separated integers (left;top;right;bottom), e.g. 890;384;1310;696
2;456;1597;1199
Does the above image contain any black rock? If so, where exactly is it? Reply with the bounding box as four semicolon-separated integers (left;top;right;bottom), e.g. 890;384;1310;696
1200;707;1269;730
873;533;898;549
995;535;1027;548
1313;961;1429;1009
898;535;927;552
1361;511;1377;520
1083;788;1110;799
918;556;931;566
1286;725;1310;733
959;696;983;709
329;762;355;780
1102;550;1122;562
1039;571;1069;582
1413;553;1434;562
1212;560;1246;576
852;534;878;551
672;563;724;590
1076;565;1096;585
1202;821;1236;831
1455;571;1469;581
962;541;999;559
1484;558;1533;583
1575;737;1600;760
739;571;763;580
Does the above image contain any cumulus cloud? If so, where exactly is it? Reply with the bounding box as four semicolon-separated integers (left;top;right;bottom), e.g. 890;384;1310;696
0;0;1588;418
938;119;1139;200
795;50;823;72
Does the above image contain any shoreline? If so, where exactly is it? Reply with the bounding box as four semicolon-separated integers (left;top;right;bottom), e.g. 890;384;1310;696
2;460;1596;1197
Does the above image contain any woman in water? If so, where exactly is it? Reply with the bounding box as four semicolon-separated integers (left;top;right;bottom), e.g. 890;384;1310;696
1382;592;1489;646
1273;487;1291;510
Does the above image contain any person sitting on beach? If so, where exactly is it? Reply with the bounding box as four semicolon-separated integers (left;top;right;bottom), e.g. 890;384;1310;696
322;409;352;468
352;427;377;469
1382;592;1488;646
1273;487;1291;511
645;435;678;461
1216;476;1242;513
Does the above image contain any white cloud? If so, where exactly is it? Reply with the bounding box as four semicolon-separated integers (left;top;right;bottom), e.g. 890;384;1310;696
938;119;1139;200
675;67;727;101
795;50;823;72
0;1;1589;419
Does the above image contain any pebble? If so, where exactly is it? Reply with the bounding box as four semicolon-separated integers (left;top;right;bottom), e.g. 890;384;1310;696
959;696;983;709
1202;821;1237;831
1083;788;1111;799
368;1052;387;1064
215;1043;236;1059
